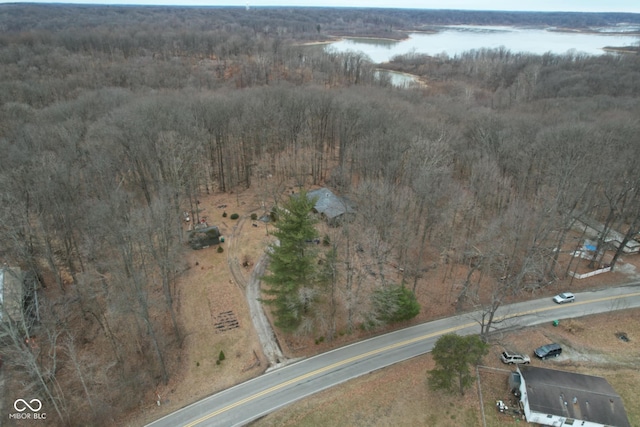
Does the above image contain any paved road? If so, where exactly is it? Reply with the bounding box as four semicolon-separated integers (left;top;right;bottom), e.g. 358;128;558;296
147;283;640;427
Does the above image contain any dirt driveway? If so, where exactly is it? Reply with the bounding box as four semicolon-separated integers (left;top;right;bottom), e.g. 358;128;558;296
128;186;640;426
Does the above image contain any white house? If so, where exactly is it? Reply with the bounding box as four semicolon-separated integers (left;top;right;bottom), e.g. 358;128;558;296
516;365;630;427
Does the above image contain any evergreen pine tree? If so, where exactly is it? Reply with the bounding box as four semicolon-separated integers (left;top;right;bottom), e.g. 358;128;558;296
262;190;319;332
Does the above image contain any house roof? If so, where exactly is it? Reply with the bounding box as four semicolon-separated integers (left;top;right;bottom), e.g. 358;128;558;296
576;216;640;250
307;188;354;219
519;365;630;427
0;267;24;322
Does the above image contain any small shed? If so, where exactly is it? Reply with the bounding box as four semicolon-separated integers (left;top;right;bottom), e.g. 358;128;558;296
188;226;221;250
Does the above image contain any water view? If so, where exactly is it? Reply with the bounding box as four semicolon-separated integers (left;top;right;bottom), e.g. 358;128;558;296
327;25;640;63
374;70;422;88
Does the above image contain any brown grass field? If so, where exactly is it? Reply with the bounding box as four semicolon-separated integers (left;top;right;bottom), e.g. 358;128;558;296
252;309;640;427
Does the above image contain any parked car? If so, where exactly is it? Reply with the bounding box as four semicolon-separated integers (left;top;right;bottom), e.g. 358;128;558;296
534;343;562;359
501;350;531;364
553;292;575;304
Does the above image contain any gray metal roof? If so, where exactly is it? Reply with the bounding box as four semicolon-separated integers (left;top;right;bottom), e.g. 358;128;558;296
519;365;630;427
307;188;354;220
0;267;25;322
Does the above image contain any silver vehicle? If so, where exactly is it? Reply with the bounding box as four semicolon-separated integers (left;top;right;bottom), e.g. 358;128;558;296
553;292;575;304
501;351;531;364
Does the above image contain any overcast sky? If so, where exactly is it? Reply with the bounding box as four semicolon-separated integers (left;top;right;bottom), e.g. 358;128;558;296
2;1;640;13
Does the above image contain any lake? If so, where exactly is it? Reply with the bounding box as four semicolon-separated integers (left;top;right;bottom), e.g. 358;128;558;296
326;25;640;64
374;69;422;88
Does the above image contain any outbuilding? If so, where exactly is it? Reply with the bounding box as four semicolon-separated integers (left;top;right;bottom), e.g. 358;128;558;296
574;216;640;254
188;226;221;250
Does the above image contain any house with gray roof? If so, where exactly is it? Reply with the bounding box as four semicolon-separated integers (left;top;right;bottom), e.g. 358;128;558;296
307;188;355;226
516;365;630;427
574;216;640;254
0;266;25;322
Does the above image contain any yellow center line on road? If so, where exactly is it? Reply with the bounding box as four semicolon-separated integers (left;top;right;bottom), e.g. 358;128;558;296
184;290;640;427
184;322;472;427
494;291;640;323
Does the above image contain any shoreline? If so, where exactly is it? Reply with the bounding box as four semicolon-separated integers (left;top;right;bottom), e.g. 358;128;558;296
297;34;406;47
331;34;409;42
376;68;429;88
297;39;338;46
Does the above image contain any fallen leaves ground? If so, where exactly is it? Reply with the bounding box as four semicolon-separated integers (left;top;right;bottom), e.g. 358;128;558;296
125;186;640;426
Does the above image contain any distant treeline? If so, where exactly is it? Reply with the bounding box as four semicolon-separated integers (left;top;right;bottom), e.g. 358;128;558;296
1;4;639;40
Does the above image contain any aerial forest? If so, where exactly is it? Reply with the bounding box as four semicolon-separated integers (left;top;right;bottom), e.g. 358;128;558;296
0;5;640;426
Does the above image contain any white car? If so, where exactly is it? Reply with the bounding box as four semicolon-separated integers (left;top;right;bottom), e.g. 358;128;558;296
553;292;575;304
501;351;531;364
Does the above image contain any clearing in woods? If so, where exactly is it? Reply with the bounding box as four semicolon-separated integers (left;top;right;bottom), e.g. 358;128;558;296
129;186;640;426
